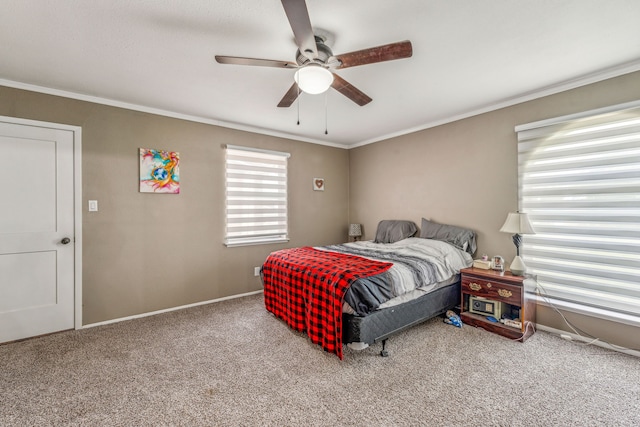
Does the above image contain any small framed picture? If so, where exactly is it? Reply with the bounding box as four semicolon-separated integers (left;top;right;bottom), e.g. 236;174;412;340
313;178;325;191
491;255;504;271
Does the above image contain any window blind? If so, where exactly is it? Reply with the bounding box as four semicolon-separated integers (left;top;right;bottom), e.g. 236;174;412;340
516;102;640;316
224;145;289;246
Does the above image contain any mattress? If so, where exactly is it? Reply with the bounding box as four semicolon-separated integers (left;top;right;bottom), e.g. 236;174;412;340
343;273;459;314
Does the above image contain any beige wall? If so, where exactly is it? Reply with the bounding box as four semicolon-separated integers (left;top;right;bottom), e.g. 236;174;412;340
349;70;640;349
2;71;639;349
0;86;349;324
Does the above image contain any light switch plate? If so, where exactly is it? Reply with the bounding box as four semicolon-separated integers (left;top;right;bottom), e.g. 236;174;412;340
88;200;98;212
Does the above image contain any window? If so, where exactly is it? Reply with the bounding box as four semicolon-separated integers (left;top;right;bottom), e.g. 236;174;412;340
224;145;289;246
515;101;640;317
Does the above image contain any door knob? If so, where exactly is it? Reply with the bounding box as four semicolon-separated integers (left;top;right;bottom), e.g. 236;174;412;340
61;237;71;245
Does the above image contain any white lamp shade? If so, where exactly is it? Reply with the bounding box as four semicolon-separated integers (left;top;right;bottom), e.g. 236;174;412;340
348;223;362;237
294;64;334;94
500;212;535;235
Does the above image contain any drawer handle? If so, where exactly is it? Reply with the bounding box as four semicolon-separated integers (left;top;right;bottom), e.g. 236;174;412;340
498;289;512;298
469;282;481;291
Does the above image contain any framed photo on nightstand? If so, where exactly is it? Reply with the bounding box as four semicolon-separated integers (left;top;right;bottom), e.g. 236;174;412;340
491;255;504;271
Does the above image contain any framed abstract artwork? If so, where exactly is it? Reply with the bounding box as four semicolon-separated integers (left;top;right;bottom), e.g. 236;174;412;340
139;148;180;194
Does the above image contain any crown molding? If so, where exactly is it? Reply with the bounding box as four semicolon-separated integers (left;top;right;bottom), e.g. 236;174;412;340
3;58;639;150
0;78;347;149
351;59;640;149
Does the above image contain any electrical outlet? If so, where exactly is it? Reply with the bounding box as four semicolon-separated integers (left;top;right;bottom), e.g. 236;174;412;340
254;267;261;277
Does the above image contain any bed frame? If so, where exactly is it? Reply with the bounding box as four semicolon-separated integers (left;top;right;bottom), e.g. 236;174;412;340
342;279;460;356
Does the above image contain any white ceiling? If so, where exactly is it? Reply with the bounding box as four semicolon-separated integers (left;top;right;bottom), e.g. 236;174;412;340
2;0;639;148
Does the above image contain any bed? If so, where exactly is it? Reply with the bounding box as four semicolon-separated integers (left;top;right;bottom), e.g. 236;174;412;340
261;219;475;359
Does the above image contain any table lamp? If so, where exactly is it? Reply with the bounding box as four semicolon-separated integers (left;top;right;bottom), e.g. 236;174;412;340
499;212;535;276
349;223;362;241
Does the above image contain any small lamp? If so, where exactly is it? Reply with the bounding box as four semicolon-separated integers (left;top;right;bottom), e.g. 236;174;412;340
348;223;362;241
294;64;334;94
499;212;535;276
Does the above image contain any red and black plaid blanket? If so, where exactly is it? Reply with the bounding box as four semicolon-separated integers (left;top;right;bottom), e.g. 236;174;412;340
262;247;392;359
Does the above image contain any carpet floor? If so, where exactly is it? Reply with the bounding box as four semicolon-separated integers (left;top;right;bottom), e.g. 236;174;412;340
1;293;638;426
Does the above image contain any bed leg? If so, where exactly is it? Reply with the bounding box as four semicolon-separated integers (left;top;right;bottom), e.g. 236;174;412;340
380;339;389;357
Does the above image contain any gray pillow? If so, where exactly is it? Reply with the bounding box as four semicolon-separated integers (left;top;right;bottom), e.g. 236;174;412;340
419;218;476;254
374;220;418;244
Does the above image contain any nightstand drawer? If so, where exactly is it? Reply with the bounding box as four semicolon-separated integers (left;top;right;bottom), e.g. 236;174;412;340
461;277;522;305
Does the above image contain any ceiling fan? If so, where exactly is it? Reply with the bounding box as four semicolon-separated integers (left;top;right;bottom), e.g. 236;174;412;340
215;0;413;108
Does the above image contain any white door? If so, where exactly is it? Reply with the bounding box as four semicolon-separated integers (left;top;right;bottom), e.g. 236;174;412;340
0;120;75;343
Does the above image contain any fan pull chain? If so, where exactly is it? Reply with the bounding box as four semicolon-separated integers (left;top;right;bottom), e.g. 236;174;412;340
324;91;328;135
296;85;301;125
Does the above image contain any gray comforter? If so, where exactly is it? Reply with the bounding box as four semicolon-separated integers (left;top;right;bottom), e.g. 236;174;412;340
317;238;473;316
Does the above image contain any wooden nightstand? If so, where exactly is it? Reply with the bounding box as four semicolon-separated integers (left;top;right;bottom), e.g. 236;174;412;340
460;267;536;342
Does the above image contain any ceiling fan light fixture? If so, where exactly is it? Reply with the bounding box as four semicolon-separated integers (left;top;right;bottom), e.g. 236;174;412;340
294;64;333;94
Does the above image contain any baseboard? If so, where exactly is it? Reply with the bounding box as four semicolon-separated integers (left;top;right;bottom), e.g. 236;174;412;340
536;324;640;358
82;290;263;329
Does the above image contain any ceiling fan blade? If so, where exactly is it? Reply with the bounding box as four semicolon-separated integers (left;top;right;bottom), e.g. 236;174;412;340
215;56;297;69
277;83;300;108
334;40;413;69
331;73;372;106
281;0;317;60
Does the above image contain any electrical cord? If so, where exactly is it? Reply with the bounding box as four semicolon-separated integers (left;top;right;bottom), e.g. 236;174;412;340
507;320;536;342
534;280;640;353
